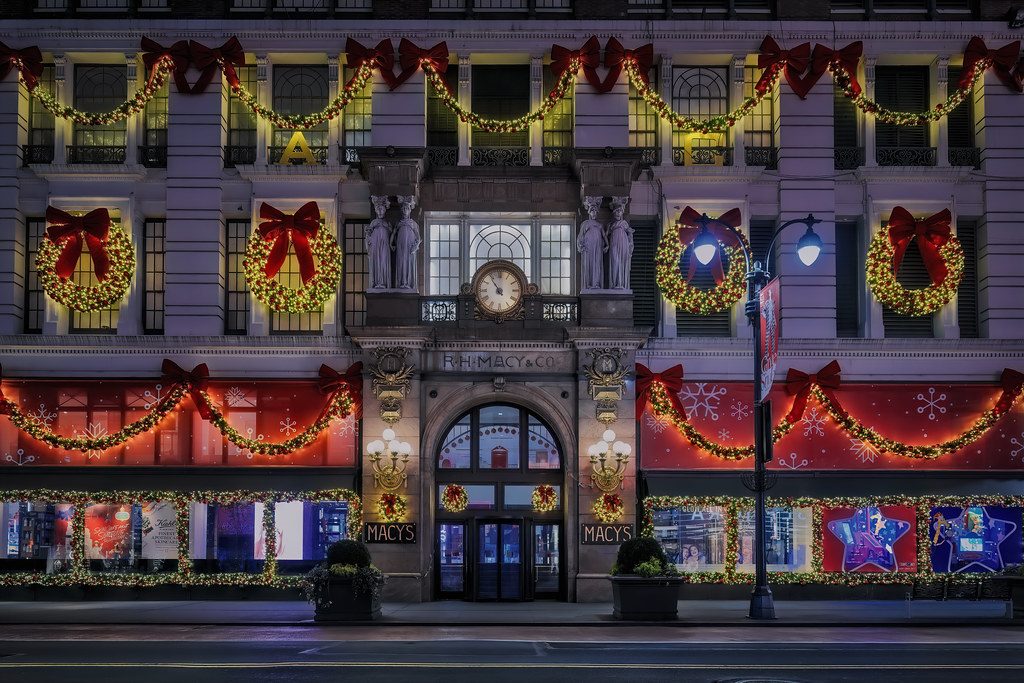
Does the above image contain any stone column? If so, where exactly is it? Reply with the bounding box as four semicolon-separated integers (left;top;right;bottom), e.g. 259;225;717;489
0;69;28;333
458;55;470;166
530;55;542;166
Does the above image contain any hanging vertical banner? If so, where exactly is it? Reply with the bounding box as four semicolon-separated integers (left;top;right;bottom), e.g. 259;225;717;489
759;277;781;399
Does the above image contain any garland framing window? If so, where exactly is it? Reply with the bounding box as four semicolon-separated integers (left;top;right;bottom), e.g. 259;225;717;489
541;67;572;166
629;65;659;166
140;79;168;168
342;64;371;163
226;65;257;167
272;65;329;164
68;212;122;334
743;66;776;168
25;64;55;165
71;65;127;164
671;66;729;167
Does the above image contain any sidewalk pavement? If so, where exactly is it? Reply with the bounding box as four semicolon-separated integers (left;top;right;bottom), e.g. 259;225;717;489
0;599;1017;627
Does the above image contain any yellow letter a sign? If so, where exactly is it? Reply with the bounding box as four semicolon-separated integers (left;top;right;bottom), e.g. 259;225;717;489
276;131;317;165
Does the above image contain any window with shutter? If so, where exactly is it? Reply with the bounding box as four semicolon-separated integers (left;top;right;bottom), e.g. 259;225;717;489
957;219;979;339
946;66;978;168
875;66;933;166
833;86;861;169
881;223;934;338
675;240;734;338
631;221;658;331
471;65;529;149
835;221;861;337
427;65;458;148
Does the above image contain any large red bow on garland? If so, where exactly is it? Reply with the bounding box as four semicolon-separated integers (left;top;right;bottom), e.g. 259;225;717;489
604;38;654;92
757;36;813;98
811;41;863;95
0;41;44;90
785;360;842;423
258;201;321;284
345;39;396;89
676;206;743;285
141;37;192;93
188;37;245;93
635;364;686;418
394;39;449;89
551;36;604;91
318;362;363;420
161;359;212;419
996;368;1024;413
44;207;111;281
886;206;953;285
959;37;1021;92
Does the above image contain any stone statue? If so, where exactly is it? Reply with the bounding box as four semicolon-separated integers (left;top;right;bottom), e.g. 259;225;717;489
393;195;421;291
366;195;392;290
607;197;634;290
578;196;607;291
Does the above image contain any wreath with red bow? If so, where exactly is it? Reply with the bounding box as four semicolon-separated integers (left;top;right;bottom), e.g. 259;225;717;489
655;207;750;315
592;493;625;523
441;484;469;513
243;201;342;314
532;485;558;513
36;207;135;312
376;492;408;523
866;207;964;316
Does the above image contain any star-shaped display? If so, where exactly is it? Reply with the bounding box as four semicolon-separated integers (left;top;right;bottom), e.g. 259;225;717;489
930;506;1019;573
827;506;911;572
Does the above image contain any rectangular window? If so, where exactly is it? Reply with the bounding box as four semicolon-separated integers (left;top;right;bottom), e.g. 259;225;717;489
538;222;572;295
143;219;165;334
343;219;369;331
671;66;730;166
225;219;250;335
833;84;861;169
342;65;372;163
743;66;776;168
652;505;727;573
675;223;734;337
629;66;659;167
71;65;127;164
631;221;658;329
428;222;461;296
736;507;813;574
226;65;257;167
875;66;932;166
835;221;861;338
542;68;572;166
272;65;329;164
957;219;979;339
427;63;458;166
189;502;261;574
24;218;46;334
69;213;122;334
946;66;978;168
25;65;55;164
881;218;934;339
140;80;168;167
471;65;529;150
269;218;327;335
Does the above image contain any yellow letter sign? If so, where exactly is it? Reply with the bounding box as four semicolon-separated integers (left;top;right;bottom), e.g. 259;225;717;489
276;131;318;165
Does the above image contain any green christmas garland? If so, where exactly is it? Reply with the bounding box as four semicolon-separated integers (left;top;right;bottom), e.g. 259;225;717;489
654;228;750;315
866;229;964;316
243;227;343;314
36;224;135;312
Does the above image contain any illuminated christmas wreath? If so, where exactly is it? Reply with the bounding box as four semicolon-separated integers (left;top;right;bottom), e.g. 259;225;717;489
654;228;750;315
866;223;964;317
441;484;469;513
592;493;625;523
376;492;408;523
36;224;134;312
243;219;342;314
532;485;558;513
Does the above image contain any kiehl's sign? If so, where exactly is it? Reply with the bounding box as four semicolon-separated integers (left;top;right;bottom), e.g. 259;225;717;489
580;524;633;545
364;522;417;544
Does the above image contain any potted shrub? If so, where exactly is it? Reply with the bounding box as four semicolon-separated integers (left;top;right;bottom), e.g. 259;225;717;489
990;564;1024;618
608;536;684;620
302;539;387;621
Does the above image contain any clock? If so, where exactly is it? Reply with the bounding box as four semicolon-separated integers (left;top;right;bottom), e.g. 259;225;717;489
471;260;528;322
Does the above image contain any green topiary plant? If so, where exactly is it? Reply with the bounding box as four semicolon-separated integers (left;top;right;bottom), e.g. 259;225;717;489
612;536;669;575
326;538;372;568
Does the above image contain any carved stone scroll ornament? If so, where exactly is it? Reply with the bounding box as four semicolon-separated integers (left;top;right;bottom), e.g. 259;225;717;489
583;347;628;424
369;347;414;424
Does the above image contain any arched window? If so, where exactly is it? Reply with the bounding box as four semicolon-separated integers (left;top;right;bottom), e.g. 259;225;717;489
272;66;329;160
437;404;561;472
671;66;730;166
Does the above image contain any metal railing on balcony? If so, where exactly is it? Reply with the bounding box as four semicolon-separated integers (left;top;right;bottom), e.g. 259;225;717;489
542;299;578;323
744;146;777;169
948;147;980;170
66;146;126;164
671;146;733;166
427;147;458;167
542;147;571;166
637;147;661;168
225;146;258;167
268;146;329;164
138;146;167;168
420;298;458;323
834;146;864;170
876;146;937;167
22;145;54;165
341;147;362;164
471;147;529;167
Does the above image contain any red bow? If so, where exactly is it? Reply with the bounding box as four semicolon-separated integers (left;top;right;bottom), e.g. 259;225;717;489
757;36;813;98
886;206;953;285
346;39;396;89
635;364;686;417
161;359;212;419
551;36;604;91
676;207;743;285
603;38;654;93
141;37;191;94
188;37;245;93
44;207;111;281
812;41;862;95
785;360;842;423
393;39;449;89
996;368;1024;413
318;362;363;397
960;37;1021;92
258;201;321;284
0;41;44;90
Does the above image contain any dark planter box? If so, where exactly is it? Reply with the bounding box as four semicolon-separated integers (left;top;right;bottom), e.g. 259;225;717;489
313;578;382;622
610;575;684;621
991;576;1024;618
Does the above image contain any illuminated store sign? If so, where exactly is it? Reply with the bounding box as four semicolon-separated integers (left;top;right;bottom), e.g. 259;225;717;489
365;522;417;544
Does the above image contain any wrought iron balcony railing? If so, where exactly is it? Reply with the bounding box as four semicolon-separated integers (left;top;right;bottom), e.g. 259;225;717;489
224;146;258;167
542;146;572;167
471;146;530;167
420;298;458;323
542;299;578;323
66;146;126;164
138;146;167;168
426;146;458;167
22;145;54;165
268;145;329;164
834;146;864;170
948;147;980;170
671;146;733;166
876;146;937;167
744;146;777;169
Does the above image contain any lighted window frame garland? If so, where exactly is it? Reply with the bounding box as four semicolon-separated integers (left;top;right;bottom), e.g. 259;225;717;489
641;494;1024;586
36;223;135;312
654;227;751;315
866;229;964;317
0;488;362;588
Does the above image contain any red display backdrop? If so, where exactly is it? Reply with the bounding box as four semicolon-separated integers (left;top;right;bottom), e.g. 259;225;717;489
0;380;357;467
821;505;917;573
640;381;1024;470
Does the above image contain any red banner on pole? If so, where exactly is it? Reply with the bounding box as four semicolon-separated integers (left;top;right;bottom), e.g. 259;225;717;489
759;277;781;399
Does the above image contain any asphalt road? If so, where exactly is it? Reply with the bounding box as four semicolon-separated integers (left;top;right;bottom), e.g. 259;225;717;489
1;625;1022;683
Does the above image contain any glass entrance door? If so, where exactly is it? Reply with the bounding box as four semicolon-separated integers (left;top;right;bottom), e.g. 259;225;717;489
438;522;466;597
476;520;522;600
532;523;560;598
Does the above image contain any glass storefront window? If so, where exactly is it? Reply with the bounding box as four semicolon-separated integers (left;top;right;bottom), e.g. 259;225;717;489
84;501;178;574
735;507;813;574
189;502;261;574
0;501;74;573
479;406;520;469
264;500;349;573
527;417;560;469
652;505;727;572
504;484;561;511
438;414;472;469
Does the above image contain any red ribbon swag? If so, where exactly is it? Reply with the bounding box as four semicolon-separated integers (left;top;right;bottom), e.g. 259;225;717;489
960;37;1022;92
886;206;953;285
757;36;812;98
635;364;686;418
785;360;843;423
189;37;245;93
161;359;213;419
44;207;112;281
0;41;44;90
551;36;604;91
996;368;1024;413
257;201;321;285
676;206;743;285
141;37;192;93
395;39;449;89
345;38;396;89
811;41;863;95
604;38;654;89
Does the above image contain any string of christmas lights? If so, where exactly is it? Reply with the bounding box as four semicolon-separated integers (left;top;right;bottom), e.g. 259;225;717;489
243;228;343;314
654;228;750;314
36;224;135;312
866;229;964;316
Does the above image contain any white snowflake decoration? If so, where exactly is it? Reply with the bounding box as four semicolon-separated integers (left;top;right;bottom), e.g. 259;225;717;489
849;436;879;464
1011;433;1024;461
717;428;732;441
915;387;948;421
28;403;57;427
333;413;358;438
142;383;166;410
224;386;248;407
72;422;108;461
679;383;728;421
730;401;750;420
802;406;828;437
645;411;670;435
5;449;36;466
279;417;297;435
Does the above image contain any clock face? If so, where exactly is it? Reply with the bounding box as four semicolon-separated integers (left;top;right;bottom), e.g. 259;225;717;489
473;261;527;320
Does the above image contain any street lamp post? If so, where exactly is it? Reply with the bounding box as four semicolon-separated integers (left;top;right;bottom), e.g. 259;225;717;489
692;213;823;620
